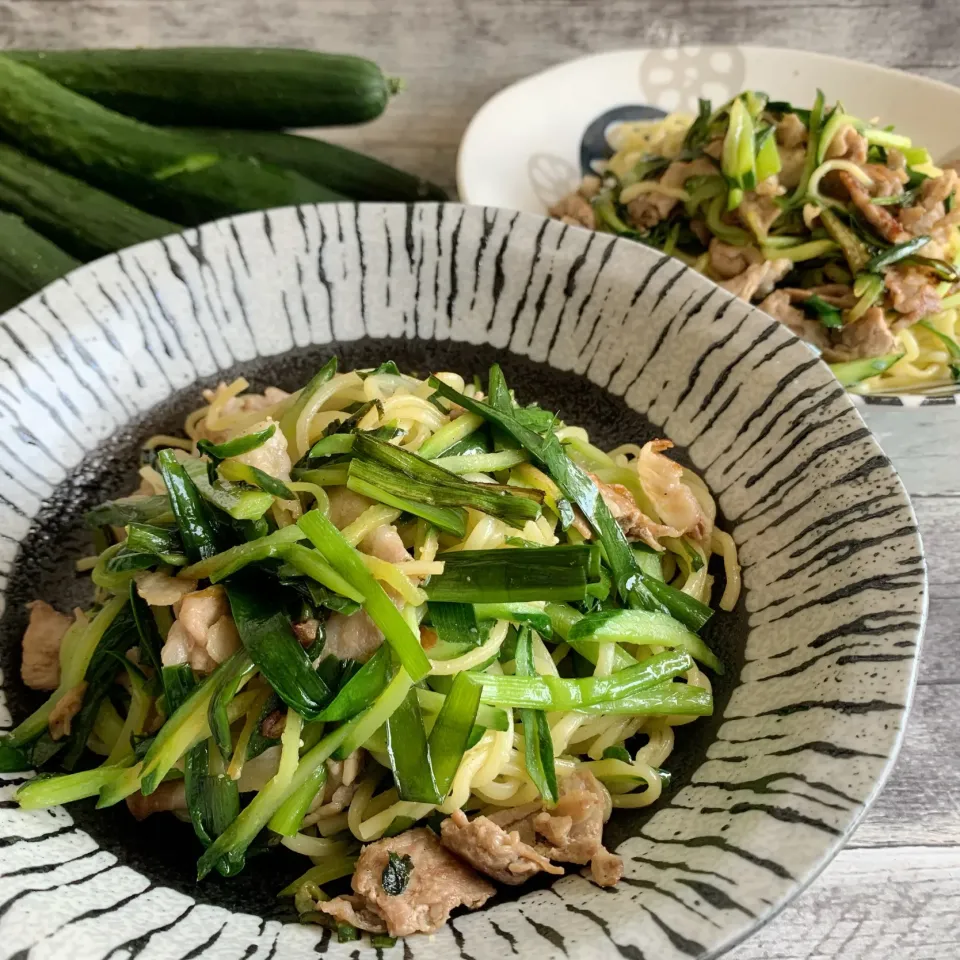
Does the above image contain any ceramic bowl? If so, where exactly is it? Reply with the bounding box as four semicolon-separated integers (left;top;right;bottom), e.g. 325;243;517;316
0;203;925;959
457;45;960;407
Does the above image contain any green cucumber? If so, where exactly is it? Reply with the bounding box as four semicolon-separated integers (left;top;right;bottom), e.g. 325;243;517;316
0;143;179;260
0;55;346;226
7;48;399;129
0;213;79;302
171;128;447;202
829;352;904;387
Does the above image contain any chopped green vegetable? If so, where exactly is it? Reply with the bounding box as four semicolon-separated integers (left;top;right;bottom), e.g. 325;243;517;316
803;294;844;329
515;627;558;803
197;423;276;462
381;851;414;896
829;352;904;386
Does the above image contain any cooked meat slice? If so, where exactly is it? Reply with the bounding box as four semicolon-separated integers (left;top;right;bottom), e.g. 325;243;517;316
197;386;289;443
584;847;624;887
754;175;785;199
885;265;942;327
824;123;868;165
360;524;412;564
327;487;375;529
776;113;807;150
626;158;717;230
783;284;858;309
636;440;710;542
549;191;596;229
579;175;603;199
126;780;188;821
316;894;388;934
840;171;909;243
822;307;899;362
487;770;622;885
292;618;320;647
720;257;792;302
440;809;563;885
136;571;198;607
229;417;292;481
738;192;782;238
323;608;384;662
588;473;681;551
260;709;286;739
161;585;241;673
708;239;763;280
862;163;907;198
324;828;495;937
757;290;831;352
48;682;87;740
899;168;959;236
21;600;73;690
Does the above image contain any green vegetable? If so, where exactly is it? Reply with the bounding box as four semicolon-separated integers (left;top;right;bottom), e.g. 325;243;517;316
568;609;723;672
381;851;414;896
425;672;482;798
432;368;671;613
180;456;274;521
472;601;553;636
386;687;441;803
0;55;343;227
721;96;756;203
347;458;467;537
424;545;601;603
474;649;692;709
818;209;871;273
9;47;400;128
269;762;328;838
197;424;277;463
281;543;366;604
803;294;844;329
515;627;558;803
754;124;781;181
429;602;486;648
177;525;302;581
816;105;853;164
900;255;960;283
174;127;446;202
16;767;131;809
216;459;295;501
577;683;713;716
864;236;930;272
84;494;173;528
298;510;431;682
829;352;904;386
317;645;391;722
125;523;186;566
307;433;356;459
352;433;542;528
790;89;826;206
207;657;258;762
157;448;224;561
0;142;178;261
226;577;331;720
681;98;713;154
0;212;79;303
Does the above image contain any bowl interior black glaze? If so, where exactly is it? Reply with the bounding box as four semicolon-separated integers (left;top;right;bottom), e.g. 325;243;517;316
0;337;746;917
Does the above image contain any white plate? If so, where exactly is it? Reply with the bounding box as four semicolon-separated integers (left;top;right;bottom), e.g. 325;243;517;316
458;45;960;212
457;46;960;407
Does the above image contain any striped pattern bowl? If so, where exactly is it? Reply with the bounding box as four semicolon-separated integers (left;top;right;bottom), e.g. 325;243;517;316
0;204;925;959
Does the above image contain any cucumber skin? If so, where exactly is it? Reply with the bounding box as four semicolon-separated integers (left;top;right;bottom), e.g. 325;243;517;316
7;48;396;129
0;212;79;303
174;127;448;203
0;55;346;226
0;142;179;260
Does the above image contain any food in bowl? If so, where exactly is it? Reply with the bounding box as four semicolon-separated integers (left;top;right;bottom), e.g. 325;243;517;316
550;92;960;393
2;360;737;942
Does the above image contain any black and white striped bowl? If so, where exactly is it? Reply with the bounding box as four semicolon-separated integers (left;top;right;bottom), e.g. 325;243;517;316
0;204;925;959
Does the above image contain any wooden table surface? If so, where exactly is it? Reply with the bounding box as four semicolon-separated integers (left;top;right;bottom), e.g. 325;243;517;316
2;1;959;957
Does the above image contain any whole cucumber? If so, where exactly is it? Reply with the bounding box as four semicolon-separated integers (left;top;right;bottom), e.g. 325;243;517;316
173;127;447;202
0;142;179;260
0;212;79;303
0;55;346;226
7;48;400;129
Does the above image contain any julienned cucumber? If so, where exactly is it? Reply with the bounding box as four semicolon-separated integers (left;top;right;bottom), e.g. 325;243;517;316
173;128;447;203
0;213;79;305
7;48;400;129
829;352;904;387
0;143;179;260
0;55;346;226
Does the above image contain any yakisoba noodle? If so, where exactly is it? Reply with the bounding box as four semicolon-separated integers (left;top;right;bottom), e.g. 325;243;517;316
9;362;737;942
552;93;960;394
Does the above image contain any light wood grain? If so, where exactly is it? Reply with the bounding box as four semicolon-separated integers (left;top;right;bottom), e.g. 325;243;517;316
0;2;958;956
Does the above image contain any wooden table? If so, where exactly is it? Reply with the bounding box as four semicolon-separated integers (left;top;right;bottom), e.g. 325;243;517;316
2;2;958;956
